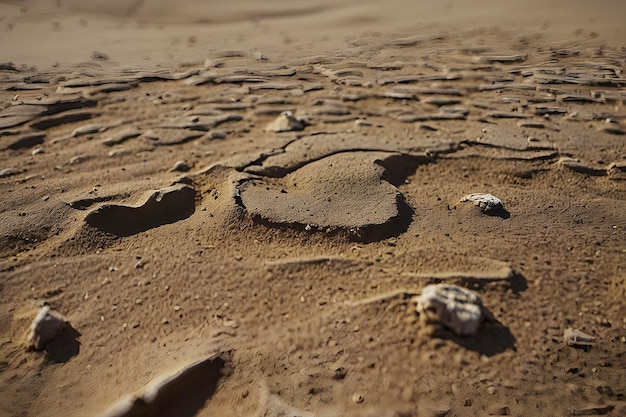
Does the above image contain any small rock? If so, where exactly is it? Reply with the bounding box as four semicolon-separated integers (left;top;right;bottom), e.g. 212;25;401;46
415;284;484;336
490;405;510;415
108;149;130;157
170;160;190;172
91;51;109;61
352;393;364;404
460;193;503;213
354;119;372;127
209;131;226;139
68;155;87;165
331;367;347;380
134;260;147;269
569;405;615;416
72;124;102;137
102;130;141;147
0;167;21;178
264;111;306;133
564;328;595;348
32;148;44;155
203;58;221;68
253;51;268;61
27;304;69;351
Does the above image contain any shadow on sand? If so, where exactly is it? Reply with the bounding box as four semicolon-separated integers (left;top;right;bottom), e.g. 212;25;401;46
431;316;517;357
45;324;81;363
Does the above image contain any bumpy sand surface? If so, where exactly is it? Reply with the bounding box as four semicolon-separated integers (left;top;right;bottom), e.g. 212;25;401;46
1;1;625;416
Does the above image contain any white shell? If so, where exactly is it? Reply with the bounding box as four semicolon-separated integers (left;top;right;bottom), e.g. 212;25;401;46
264;111;305;133
564;328;595;347
415;284;483;336
27;305;68;350
460;193;503;212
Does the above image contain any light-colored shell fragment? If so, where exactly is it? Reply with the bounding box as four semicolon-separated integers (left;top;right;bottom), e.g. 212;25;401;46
564;328;595;347
264;111;305;132
415;284;483;336
27;305;69;350
460;193;503;213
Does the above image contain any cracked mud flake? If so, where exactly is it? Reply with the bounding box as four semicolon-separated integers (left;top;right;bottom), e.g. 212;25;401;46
243;132;436;177
85;184;196;236
238;152;413;234
2;132;45;150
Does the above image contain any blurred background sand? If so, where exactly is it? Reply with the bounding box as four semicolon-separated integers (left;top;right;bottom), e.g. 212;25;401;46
1;0;625;69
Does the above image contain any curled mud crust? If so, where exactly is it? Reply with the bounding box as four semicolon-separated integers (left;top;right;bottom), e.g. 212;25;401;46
85;185;196;236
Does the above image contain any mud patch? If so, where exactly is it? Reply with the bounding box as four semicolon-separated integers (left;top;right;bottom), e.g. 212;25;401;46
238;152;415;241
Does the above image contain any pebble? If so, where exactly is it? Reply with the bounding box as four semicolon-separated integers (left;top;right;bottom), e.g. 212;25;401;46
170;160;190;172
264;111;306;132
27;304;69;350
253;51;268;61
68;155;87;165
460;193;503;213
72;124;102;137
91;51;109;61
564;328;595;347
108;149;130;157
209;131;226;139
569;405;615;416
134;260;147;269
491;406;510;415
415;284;484;336
0;167;21;178
351;393;364;404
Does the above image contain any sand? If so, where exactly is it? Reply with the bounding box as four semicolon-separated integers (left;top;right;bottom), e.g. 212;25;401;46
1;1;625;416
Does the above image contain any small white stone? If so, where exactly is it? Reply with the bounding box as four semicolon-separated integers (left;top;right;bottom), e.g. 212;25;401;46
27;305;68;350
460;193;503;213
352;393;364;404
253;51;268;61
415;284;484;336
563;328;595;347
170;160;190;172
264;111;306;133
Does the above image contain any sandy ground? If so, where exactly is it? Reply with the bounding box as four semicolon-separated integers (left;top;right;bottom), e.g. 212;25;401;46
1;1;625;416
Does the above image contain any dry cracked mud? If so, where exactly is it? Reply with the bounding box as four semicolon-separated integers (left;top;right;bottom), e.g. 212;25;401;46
1;1;625;416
